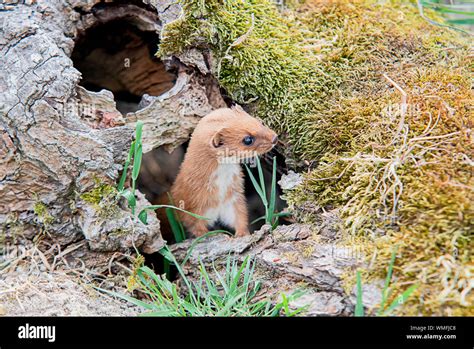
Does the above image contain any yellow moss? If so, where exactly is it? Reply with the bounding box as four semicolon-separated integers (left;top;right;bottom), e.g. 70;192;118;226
298;243;315;259
0;217;28;250
296;281;309;289
127;254;145;292
80;181;119;218
33;202;53;226
160;0;473;315
110;228;130;237
0;229;5;248
282;251;300;264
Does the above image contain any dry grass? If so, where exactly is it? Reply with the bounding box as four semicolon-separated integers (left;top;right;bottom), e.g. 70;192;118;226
0;237;138;316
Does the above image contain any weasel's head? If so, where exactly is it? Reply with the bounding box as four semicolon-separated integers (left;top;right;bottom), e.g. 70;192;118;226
196;106;278;162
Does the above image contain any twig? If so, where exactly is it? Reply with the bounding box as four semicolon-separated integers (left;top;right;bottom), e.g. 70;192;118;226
52;241;86;270
409;131;461;143
383;73;407;138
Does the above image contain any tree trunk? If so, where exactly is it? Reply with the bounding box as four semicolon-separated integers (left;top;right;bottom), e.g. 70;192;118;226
0;0;225;259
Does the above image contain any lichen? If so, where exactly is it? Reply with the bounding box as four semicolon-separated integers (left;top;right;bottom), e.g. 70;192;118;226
33;202;54;226
80;181;119;218
0;230;5;251
110;228;130;237
282;251;299;264
159;0;473;315
0;215;29;251
297;242;315;259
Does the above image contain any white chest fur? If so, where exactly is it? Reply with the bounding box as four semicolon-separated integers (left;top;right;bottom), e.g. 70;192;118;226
205;163;241;227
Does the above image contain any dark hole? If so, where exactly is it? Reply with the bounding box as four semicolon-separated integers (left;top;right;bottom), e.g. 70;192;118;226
70;11;179;278
137;144;187;202
245;151;289;232
71;18;177;114
142;252;178;281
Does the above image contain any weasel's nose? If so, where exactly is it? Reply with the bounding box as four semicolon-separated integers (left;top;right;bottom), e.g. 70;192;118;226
271;134;278;145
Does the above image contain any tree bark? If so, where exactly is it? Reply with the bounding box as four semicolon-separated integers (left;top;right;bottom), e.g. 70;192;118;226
171;223;381;316
0;0;224;256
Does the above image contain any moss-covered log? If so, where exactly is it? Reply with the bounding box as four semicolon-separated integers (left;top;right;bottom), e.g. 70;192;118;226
0;0;471;316
158;0;473;315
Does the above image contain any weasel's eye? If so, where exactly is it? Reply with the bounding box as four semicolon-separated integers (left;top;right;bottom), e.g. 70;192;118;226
242;135;255;146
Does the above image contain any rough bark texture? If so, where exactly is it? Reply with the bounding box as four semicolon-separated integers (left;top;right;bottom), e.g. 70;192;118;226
0;0;224;256
171;223;381;316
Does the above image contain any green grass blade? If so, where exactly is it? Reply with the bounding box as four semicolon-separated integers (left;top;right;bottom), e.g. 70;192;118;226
140;205;209;221
421;0;474;15
378;247;397;315
94;286;155;310
447;18;474;25
117;160;130;193
274;211;292;218
212;262;230;294
138;209;148;224
136;271;161;298
163;259;171;280
268;156;277;225
255;156;263;187
256;157;267;204
250;215;266;225
382;284;419;316
230;256;249;292
140;266;164;284
159;246;198;303
271;217;279;230
355;271;364;317
132;143;143;182
135;120;144;143
215;293;246;316
166;207;185;243
110;249;308;317
437;8;474;16
416;0;471;34
130;121;144;195
166;193;186;240
140;310;178;317
120;189;136;210
117;141;135;192
244;164;267;205
281;293;290;315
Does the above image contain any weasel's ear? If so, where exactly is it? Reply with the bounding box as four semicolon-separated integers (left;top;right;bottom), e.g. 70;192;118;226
210;129;224;148
231;104;244;114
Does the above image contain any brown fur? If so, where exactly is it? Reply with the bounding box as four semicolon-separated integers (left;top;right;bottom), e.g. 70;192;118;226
157;106;277;239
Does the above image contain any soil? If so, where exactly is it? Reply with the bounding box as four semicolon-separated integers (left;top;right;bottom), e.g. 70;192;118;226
0;270;140;316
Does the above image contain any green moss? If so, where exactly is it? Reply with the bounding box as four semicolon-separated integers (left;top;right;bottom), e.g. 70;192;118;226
0;215;28;247
159;0;473;315
80;181;119;218
110;228;130;237
33;202;54;226
0;230;5;249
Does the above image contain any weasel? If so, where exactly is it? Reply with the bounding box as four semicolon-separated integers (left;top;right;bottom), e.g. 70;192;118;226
160;106;278;238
